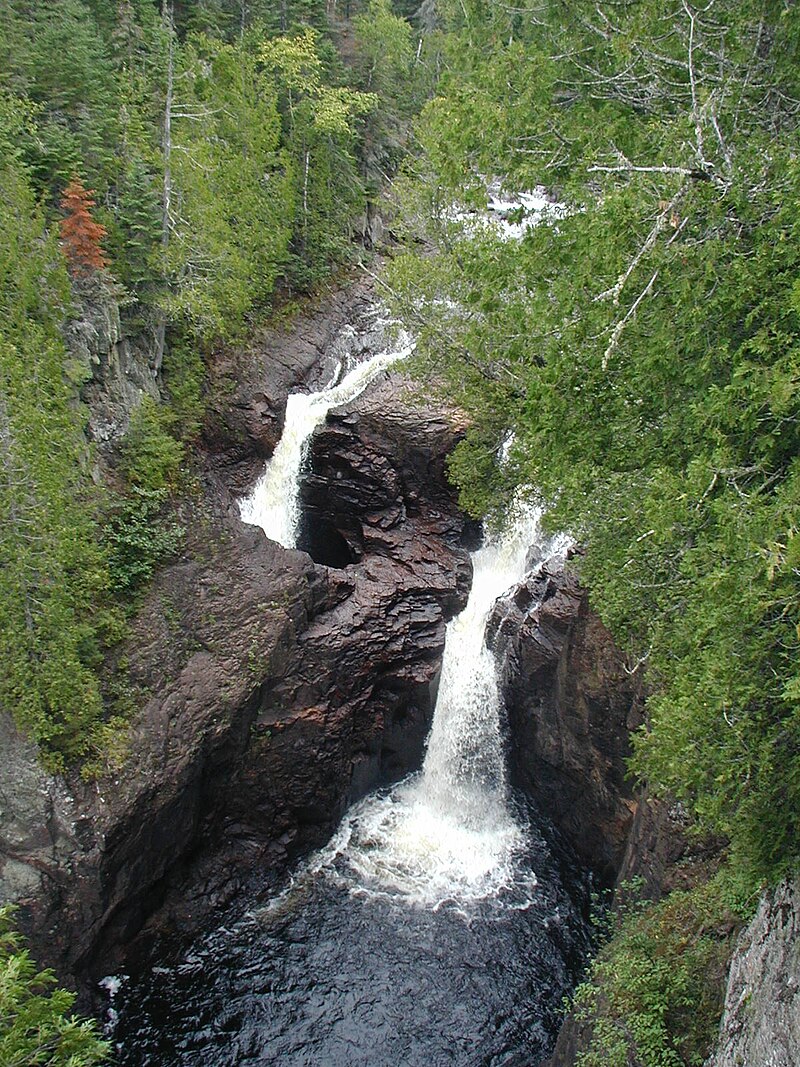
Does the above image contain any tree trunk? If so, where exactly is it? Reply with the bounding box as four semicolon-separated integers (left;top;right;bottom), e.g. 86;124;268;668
154;0;175;376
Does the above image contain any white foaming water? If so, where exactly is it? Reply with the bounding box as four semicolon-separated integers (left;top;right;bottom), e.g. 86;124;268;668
238;327;413;547
307;501;571;910
447;182;565;242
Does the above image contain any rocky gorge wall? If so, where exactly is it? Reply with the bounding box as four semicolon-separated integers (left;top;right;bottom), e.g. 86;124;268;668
1;272;796;1066
495;562;800;1067
709;876;800;1067
0;279;474;995
490;560;643;885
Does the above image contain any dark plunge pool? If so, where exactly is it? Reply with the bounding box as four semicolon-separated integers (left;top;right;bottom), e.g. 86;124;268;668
109;790;592;1067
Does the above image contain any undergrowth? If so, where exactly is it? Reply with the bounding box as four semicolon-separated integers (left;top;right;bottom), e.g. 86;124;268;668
572;871;758;1067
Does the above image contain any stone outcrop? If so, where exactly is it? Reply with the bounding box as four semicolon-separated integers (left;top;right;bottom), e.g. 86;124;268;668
2;491;325;984
614;791;725;900
4;462;468;991
512;565;732;1067
491;559;643;883
144;400;474;963
0;280;472;997
300;370;480;568
64;278;160;451
708;877;800;1067
0;715;79;910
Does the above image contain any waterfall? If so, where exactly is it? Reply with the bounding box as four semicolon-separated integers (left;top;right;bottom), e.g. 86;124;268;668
316;501;571;909
418;505;546;825
236;307;571;908
238;325;413;547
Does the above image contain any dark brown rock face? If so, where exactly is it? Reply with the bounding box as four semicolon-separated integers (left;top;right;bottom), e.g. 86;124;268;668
491;560;643;884
299;372;480;568
5;464;469;990
0;285;472;995
2;490;325;984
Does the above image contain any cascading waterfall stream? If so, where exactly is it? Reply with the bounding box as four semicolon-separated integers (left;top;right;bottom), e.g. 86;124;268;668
110;303;591;1067
314;501;571;909
238;324;413;547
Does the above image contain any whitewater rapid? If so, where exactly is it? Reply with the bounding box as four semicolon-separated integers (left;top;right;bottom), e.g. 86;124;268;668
303;501;571;910
238;322;412;547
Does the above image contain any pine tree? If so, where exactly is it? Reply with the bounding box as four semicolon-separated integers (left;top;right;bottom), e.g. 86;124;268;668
0;906;110;1066
58;177;110;276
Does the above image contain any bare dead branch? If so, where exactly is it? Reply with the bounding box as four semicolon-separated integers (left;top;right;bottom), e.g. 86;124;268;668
601;269;659;370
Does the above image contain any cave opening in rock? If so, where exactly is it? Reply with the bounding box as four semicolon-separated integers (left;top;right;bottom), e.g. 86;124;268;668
297;513;358;568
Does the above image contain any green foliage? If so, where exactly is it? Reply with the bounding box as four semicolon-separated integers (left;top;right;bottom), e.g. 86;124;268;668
388;0;800;886
2;0;122;195
104;486;185;595
261;27;378;287
80;714;133;779
0;905;110;1066
107;155;163;297
165;31;295;336
0;1;388;342
353;0;413;96
256;0;329;36
162;331;207;442
353;0;416;179
0;106;112;762
119;396;184;491
573;875;754;1067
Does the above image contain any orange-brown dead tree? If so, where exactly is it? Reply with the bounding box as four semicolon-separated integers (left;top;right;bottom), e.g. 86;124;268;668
59;177;110;276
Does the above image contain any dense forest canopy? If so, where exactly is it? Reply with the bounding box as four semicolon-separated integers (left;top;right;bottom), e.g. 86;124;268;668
386;0;800;889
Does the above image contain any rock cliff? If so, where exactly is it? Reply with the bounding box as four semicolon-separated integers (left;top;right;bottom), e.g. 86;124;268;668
708;876;800;1067
64;279;161;453
0;281;472;995
491;559;643;884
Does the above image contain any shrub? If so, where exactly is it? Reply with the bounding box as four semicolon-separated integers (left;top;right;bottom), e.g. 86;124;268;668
573;874;755;1067
119;395;184;492
162;331;206;443
0;906;109;1066
104;486;184;595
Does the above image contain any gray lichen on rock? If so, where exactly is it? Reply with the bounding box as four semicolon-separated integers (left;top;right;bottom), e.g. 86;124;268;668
708;877;799;1067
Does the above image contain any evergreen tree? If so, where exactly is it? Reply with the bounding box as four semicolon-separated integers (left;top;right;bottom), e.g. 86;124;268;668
0;906;109;1067
108;156;163;297
0;103;111;762
261;27;377;287
59;177;111;276
6;0;122;195
164;30;295;335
